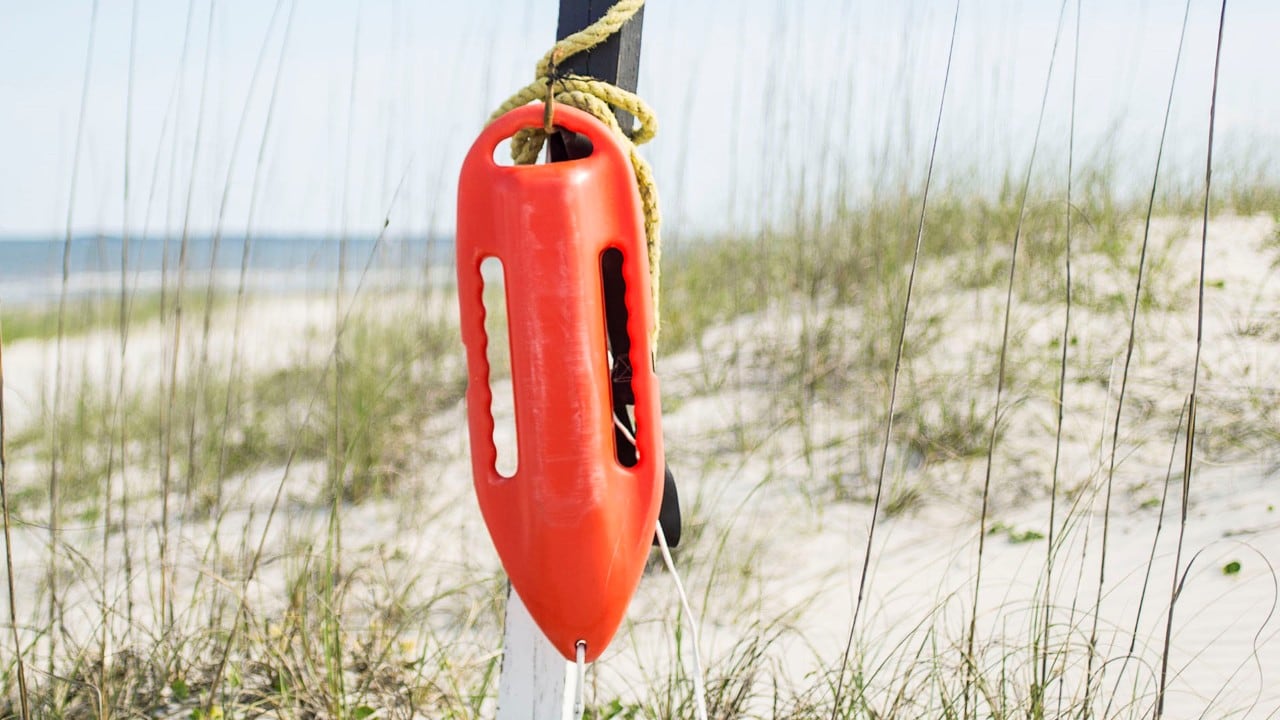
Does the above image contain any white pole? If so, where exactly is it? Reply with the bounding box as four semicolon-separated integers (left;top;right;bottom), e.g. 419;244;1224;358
496;587;576;720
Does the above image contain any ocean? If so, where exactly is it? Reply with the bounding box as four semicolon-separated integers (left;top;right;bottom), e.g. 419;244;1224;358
0;233;453;307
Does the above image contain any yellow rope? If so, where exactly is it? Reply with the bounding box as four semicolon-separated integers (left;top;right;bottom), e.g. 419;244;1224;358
487;0;662;343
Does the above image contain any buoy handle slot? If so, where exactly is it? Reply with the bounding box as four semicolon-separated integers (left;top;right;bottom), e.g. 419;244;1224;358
601;246;641;468
479;256;519;478
477;103;607;170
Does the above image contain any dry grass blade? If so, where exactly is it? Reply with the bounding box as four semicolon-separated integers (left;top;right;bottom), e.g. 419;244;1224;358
182;0;292;621
157;0;204;638
202;166;411;717
1039;1;1082;710
93;0;143;711
968;1;1069;715
1092;1;1195;712
1156;1;1229;716
1;321;33;720
210;0;298;521
830;0;961;715
48;0;102;679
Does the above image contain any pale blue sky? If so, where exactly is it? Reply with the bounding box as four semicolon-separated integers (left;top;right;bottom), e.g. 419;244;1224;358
2;0;1276;238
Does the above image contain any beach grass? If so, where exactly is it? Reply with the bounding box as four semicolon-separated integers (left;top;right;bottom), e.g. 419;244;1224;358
0;291;226;346
4;197;1279;718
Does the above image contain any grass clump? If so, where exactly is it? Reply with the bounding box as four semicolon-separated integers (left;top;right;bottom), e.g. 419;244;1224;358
0;291;223;345
4;298;465;514
6;190;1279;720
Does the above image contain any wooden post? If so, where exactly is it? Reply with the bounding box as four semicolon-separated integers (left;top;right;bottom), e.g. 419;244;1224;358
495;590;575;720
548;0;645;155
548;0;681;551
496;4;671;718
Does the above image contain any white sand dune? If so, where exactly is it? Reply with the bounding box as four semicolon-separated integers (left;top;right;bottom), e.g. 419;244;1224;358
1;215;1277;717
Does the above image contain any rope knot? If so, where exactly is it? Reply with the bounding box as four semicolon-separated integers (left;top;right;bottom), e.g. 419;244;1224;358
542;76;556;134
485;0;663;344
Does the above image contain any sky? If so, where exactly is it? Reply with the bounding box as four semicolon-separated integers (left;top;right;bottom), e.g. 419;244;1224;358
1;0;1277;239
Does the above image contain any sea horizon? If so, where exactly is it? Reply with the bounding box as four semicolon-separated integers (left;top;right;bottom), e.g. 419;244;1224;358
0;232;455;307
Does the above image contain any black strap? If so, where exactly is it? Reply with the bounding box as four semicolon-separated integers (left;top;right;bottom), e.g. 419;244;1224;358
551;0;680;548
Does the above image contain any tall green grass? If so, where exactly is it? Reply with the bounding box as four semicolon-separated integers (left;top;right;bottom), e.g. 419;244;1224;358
6;180;1278;719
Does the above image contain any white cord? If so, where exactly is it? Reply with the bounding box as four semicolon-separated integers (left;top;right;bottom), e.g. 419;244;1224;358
612;413;639;461
573;640;587;720
612;414;707;720
655;510;708;720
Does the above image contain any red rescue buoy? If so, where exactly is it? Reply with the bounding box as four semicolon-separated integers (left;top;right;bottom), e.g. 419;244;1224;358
455;103;665;662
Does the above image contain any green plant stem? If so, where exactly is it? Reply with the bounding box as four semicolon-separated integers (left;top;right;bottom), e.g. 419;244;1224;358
0;319;33;720
1156;1;1228;715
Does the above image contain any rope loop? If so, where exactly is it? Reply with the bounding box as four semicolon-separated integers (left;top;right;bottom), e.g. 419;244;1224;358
486;0;662;343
